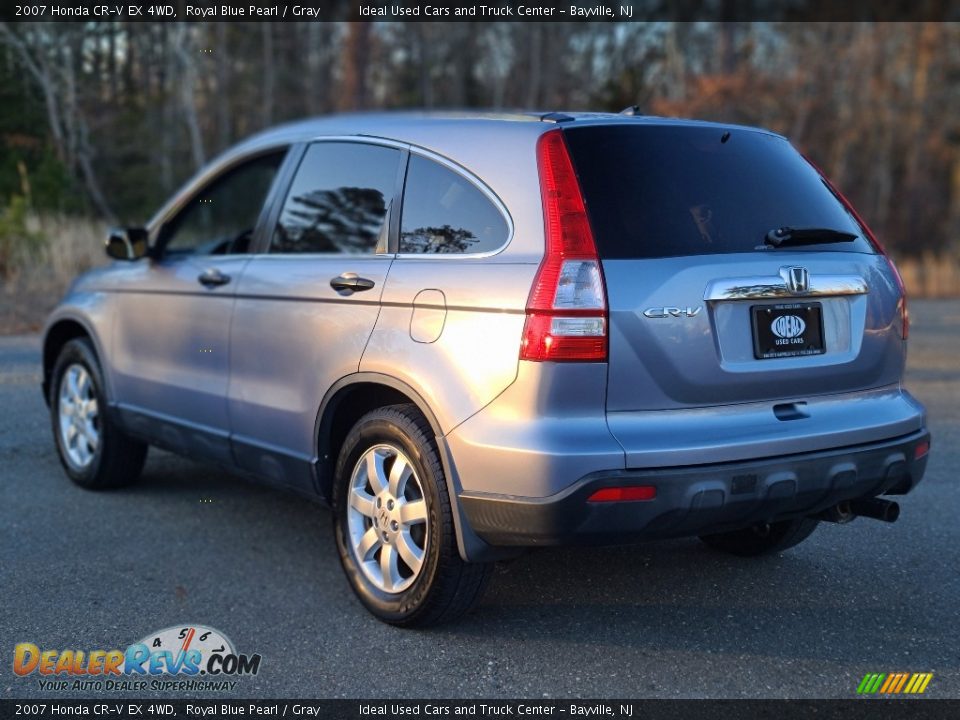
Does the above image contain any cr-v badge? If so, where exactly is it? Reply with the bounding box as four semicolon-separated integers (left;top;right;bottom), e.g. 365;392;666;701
643;306;703;318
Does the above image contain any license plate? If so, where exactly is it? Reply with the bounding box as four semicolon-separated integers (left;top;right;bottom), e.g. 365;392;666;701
751;303;825;359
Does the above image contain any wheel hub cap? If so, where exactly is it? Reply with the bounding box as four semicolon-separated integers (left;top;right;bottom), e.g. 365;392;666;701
57;364;99;470
346;444;429;594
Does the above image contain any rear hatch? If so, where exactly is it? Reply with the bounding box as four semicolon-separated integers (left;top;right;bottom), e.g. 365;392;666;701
562;122;906;412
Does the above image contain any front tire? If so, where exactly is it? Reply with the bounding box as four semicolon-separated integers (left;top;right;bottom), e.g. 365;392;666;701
49;338;147;489
699;518;819;557
332;404;492;626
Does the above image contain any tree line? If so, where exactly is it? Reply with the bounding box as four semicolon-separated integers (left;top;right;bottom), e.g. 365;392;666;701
1;21;957;259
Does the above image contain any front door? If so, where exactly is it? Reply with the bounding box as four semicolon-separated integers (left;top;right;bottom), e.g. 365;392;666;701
111;149;287;463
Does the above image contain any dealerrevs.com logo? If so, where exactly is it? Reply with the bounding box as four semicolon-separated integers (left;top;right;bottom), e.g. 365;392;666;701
13;625;262;692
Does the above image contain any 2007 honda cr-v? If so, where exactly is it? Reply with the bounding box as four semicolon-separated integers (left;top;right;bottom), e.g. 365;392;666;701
43;111;931;626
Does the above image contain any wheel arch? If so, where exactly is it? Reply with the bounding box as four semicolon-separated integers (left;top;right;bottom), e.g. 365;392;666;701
314;374;443;499
314;372;506;563
42;315;106;406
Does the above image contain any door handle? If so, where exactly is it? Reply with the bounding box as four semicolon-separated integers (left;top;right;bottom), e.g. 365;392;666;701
330;272;376;294
198;268;231;287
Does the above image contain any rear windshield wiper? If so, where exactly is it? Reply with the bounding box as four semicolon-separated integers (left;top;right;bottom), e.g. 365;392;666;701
764;227;858;248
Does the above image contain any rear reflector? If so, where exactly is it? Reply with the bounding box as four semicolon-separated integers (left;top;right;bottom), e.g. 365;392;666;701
587;486;657;503
521;129;608;362
915;440;930;460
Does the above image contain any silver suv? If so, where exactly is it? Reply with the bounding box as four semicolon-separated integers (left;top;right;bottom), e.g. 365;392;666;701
43;112;931;625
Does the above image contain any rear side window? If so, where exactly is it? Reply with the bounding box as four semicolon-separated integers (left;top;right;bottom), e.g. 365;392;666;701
399;155;509;254
562;125;875;259
271;142;401;254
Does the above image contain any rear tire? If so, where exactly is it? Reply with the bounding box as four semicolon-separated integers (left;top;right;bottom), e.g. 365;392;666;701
699;518;819;557
332;404;492;627
49;338;147;489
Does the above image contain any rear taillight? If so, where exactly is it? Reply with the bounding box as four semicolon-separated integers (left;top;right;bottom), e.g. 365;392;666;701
521;130;607;362
805;155;909;340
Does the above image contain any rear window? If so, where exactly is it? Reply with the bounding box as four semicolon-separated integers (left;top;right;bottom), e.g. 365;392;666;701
562;124;875;259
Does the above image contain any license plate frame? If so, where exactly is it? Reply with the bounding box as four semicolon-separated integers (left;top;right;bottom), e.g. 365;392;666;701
751;302;825;359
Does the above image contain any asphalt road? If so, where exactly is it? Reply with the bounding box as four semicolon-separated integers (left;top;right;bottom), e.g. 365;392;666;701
2;300;958;700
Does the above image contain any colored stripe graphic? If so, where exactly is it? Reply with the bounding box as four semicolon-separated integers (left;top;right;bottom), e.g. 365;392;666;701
858;672;933;694
880;673;905;694
893;673;910;693
905;673;933;694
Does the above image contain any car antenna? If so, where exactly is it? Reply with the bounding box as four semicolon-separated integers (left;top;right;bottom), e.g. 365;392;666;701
619;105;642;116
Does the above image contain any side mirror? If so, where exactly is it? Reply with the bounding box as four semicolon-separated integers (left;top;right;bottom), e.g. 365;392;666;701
105;227;149;261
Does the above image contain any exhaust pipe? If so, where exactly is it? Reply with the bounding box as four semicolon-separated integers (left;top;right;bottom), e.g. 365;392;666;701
848;498;900;523
818;501;855;524
817;498;900;524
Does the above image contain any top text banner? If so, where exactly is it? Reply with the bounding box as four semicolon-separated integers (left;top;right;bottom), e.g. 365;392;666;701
4;0;960;22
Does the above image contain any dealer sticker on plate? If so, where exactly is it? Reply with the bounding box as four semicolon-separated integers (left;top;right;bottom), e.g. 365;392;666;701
751;302;825;359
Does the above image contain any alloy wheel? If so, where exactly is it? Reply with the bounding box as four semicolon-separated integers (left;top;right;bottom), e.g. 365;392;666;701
57;363;100;469
346;444;429;594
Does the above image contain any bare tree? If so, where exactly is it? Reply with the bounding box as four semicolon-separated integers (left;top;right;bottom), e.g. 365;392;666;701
261;23;275;127
0;23;115;219
171;24;206;171
340;22;371;111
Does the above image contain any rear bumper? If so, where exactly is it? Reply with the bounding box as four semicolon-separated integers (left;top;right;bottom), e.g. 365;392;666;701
459;429;930;546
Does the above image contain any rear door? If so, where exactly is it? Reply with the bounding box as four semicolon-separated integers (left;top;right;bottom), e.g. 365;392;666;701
227;140;404;493
562;123;905;412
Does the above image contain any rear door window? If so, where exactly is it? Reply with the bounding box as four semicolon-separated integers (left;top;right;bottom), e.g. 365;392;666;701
562;124;875;259
271;142;401;254
399;154;509;255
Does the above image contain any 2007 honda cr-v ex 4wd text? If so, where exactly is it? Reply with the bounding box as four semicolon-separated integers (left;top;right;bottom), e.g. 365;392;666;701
43;111;931;626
